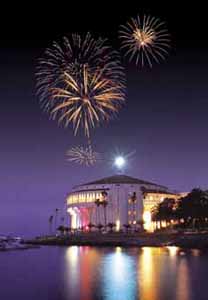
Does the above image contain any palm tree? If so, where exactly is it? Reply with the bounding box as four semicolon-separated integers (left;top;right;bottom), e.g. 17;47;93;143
54;208;59;232
57;225;65;236
97;223;104;232
49;215;53;235
123;223;131;233
107;222;116;233
65;227;71;235
88;222;95;232
95;199;101;225
101;191;108;228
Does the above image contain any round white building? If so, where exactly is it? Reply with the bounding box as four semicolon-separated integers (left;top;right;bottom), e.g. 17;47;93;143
66;174;172;230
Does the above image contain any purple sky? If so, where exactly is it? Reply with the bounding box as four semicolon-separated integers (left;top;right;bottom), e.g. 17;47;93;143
0;3;208;236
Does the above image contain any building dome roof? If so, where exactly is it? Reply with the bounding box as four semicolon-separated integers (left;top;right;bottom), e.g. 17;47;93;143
78;174;167;189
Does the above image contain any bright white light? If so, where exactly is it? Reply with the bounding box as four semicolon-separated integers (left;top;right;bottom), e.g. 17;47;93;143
114;156;125;169
143;211;152;232
116;219;120;231
67;208;77;229
166;246;178;256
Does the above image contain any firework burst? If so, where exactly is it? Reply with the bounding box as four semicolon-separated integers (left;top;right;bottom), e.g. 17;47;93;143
36;33;125;118
119;15;170;67
67;145;101;166
51;65;124;137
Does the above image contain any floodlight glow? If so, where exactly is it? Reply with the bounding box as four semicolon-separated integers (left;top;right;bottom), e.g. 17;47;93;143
114;156;125;169
67;207;77;229
143;211;152;232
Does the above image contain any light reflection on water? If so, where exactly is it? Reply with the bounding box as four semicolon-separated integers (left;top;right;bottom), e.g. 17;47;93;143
101;247;137;300
64;246;100;300
63;246;205;300
138;247;157;300
176;258;190;300
1;246;208;300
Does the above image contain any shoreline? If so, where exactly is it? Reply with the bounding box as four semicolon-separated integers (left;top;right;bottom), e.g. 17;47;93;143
25;232;208;249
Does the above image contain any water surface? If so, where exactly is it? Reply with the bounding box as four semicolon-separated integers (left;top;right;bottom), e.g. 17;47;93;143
0;246;207;300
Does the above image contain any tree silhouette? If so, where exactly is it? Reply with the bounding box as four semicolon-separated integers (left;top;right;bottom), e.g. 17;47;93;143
107;222;116;233
95;199;101;225
49;215;53;235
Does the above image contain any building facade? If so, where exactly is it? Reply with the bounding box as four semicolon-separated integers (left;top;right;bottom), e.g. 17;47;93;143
66;174;181;231
142;189;183;230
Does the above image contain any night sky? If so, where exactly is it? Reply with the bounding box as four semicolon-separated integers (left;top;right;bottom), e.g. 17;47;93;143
0;2;208;236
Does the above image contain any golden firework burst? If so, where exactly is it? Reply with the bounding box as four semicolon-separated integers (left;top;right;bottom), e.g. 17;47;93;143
51;65;124;137
36;32;125;117
119;15;170;67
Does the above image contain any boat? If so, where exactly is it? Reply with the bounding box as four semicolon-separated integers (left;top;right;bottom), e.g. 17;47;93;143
0;236;40;251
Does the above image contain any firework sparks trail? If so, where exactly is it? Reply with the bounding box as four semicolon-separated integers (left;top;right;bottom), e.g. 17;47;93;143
67;145;101;166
